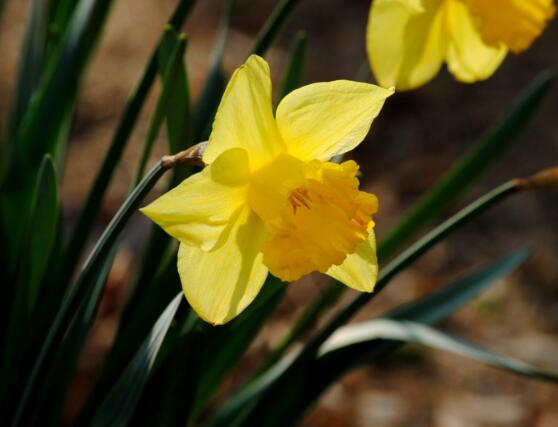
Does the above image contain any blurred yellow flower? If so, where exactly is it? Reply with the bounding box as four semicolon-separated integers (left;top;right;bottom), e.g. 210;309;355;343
367;0;556;90
141;55;393;324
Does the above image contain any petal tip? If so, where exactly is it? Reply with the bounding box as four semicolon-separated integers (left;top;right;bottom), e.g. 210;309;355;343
138;204;153;219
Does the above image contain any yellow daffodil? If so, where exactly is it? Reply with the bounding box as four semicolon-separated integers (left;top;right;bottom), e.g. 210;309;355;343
141;55;392;324
367;0;556;90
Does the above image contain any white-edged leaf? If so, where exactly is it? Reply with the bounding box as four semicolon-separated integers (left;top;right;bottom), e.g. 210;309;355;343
320;319;558;383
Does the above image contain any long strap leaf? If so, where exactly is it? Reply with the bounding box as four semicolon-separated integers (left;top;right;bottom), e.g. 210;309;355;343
319;319;558;383
91;293;183;427
0;155;59;420
11;162;167;427
250;0;303;56
58;0;197;292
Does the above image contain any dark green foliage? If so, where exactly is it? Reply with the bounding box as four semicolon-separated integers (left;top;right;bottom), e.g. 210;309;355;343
0;1;556;427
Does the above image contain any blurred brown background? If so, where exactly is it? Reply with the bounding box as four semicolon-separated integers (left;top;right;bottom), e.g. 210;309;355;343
1;0;558;426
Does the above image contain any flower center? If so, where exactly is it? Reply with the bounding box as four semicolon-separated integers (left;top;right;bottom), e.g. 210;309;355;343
253;159;378;282
466;0;556;53
288;188;312;213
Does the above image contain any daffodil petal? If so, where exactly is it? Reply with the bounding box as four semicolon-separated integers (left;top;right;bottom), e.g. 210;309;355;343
367;0;446;90
203;55;284;168
444;0;507;83
326;230;378;292
468;0;556;54
140;148;250;251
275;81;393;162
177;207;269;325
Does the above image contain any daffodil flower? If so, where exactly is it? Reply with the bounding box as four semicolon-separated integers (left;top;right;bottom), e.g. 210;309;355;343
141;55;393;325
367;0;556;90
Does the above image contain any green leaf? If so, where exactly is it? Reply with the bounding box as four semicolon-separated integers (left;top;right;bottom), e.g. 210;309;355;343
191;0;234;141
7;0;50;143
128;277;286;427
0;0;6;21
103;29;193;384
90;293;182;427
385;249;529;324
190;277;286;421
32;247;116;427
192;0;304;141
11;161;168;427
14;0;113;167
22;155;60;313
205;249;529;427
318;319;558;384
250;0;303;56
0;155;59;420
158;27;191;154
259;277;341;374
277;31;307;103
62;27;194;405
0;0;115;313
134;32;187;184
73;241;182;426
115;24;194;342
91;4;234;417
204;179;525;427
57;0;197;293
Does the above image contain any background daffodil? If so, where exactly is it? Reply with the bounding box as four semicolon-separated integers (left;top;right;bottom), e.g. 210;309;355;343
367;0;556;90
142;55;393;325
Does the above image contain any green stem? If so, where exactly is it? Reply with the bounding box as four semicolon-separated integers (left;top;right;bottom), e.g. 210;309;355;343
134;36;187;185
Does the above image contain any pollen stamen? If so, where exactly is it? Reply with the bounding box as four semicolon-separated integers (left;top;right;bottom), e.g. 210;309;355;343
289;188;312;213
